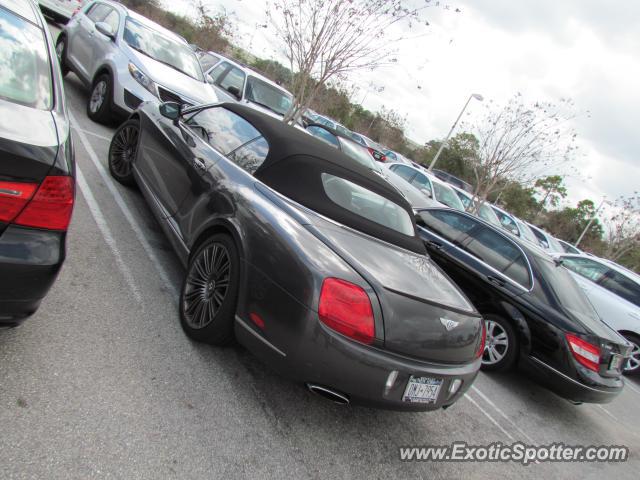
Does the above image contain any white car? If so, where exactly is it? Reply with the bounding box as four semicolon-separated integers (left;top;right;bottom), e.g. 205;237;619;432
56;0;219;123
385;163;466;211
38;0;85;22
559;254;640;374
526;222;566;253
449;184;504;228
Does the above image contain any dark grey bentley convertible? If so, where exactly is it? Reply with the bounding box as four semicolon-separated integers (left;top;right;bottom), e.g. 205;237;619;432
108;101;484;410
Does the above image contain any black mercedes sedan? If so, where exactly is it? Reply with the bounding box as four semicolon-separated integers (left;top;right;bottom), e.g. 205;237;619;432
107;100;485;410
0;0;75;325
416;207;631;404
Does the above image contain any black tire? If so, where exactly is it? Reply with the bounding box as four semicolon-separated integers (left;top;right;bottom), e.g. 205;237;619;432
87;73;113;124
55;35;70;77
622;333;640;376
180;234;240;345
481;314;518;372
108;119;140;187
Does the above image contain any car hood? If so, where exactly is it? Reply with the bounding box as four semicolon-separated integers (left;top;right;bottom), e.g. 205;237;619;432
127;48;220;105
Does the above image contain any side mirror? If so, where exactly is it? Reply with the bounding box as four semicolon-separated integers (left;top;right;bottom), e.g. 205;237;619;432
420;188;433;198
206;73;215;84
226;85;241;99
159;102;181;122
95;22;115;40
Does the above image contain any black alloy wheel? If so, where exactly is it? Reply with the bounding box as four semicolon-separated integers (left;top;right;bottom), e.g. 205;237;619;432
108;119;139;186
180;234;240;345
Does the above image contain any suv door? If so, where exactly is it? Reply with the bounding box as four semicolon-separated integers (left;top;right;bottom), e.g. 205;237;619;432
90;6;120;75
67;2;111;80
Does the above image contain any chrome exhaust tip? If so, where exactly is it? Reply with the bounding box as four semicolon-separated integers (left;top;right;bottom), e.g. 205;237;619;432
306;383;350;405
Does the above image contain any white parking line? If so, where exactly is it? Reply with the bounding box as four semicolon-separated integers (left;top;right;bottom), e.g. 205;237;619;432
595;404;618;421
76;167;143;304
623;379;640;396
463;393;515;441
72;126;112;143
471;385;537;444
69;111;179;298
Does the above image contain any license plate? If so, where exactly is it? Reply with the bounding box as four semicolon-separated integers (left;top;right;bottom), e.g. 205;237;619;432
402;376;443;404
609;354;623;371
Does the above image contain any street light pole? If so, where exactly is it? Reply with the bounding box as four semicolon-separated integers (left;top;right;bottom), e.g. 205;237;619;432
428;93;483;171
575;197;606;248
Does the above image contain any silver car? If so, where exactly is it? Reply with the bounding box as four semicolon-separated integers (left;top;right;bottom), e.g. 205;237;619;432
201;53;294;119
56;0;219;123
38;0;86;22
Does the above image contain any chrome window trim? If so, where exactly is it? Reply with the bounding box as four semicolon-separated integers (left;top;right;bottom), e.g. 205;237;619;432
417;209;534;292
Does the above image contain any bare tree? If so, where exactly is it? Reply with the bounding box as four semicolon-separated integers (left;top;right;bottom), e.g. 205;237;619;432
603;195;640;262
266;0;443;123
464;95;579;208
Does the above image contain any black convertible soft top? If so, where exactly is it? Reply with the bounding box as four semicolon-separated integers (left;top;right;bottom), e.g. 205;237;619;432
222;103;425;254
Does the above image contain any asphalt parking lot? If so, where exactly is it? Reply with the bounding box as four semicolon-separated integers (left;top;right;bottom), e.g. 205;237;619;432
0;22;639;479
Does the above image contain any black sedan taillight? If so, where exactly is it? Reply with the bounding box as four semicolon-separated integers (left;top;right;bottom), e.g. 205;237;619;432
1;176;75;231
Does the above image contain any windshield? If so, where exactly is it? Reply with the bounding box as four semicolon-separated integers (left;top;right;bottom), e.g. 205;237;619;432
124;18;203;81
246;76;292;116
0;6;52;109
433;182;465;210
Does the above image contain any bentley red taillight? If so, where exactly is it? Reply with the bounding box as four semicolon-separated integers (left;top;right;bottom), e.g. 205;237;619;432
566;333;601;372
14;176;75;231
476;320;486;359
318;278;375;345
0;181;38;223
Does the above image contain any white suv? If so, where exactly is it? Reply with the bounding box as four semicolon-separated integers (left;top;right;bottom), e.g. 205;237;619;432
56;0;219;123
559;254;640;374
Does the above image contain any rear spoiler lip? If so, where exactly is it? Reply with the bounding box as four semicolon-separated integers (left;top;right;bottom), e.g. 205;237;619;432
384;286;482;318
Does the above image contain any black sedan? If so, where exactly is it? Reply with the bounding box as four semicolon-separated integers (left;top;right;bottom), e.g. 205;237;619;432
0;0;75;324
107;100;484;410
416;207;631;404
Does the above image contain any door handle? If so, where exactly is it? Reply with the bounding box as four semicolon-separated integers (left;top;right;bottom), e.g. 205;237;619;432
426;240;443;250
193;157;207;171
487;275;506;287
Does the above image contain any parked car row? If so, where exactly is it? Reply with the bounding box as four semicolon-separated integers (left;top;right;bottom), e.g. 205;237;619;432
3;0;634;416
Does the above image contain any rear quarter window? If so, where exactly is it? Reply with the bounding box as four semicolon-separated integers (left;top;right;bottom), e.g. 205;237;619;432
417;209;477;243
464;226;531;288
227;136;269;174
321;173;414;236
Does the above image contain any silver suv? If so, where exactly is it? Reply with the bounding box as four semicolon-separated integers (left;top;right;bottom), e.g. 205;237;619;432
199;53;294;119
56;0;219;123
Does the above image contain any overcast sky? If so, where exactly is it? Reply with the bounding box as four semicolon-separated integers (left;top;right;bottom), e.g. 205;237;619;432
163;0;639;209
